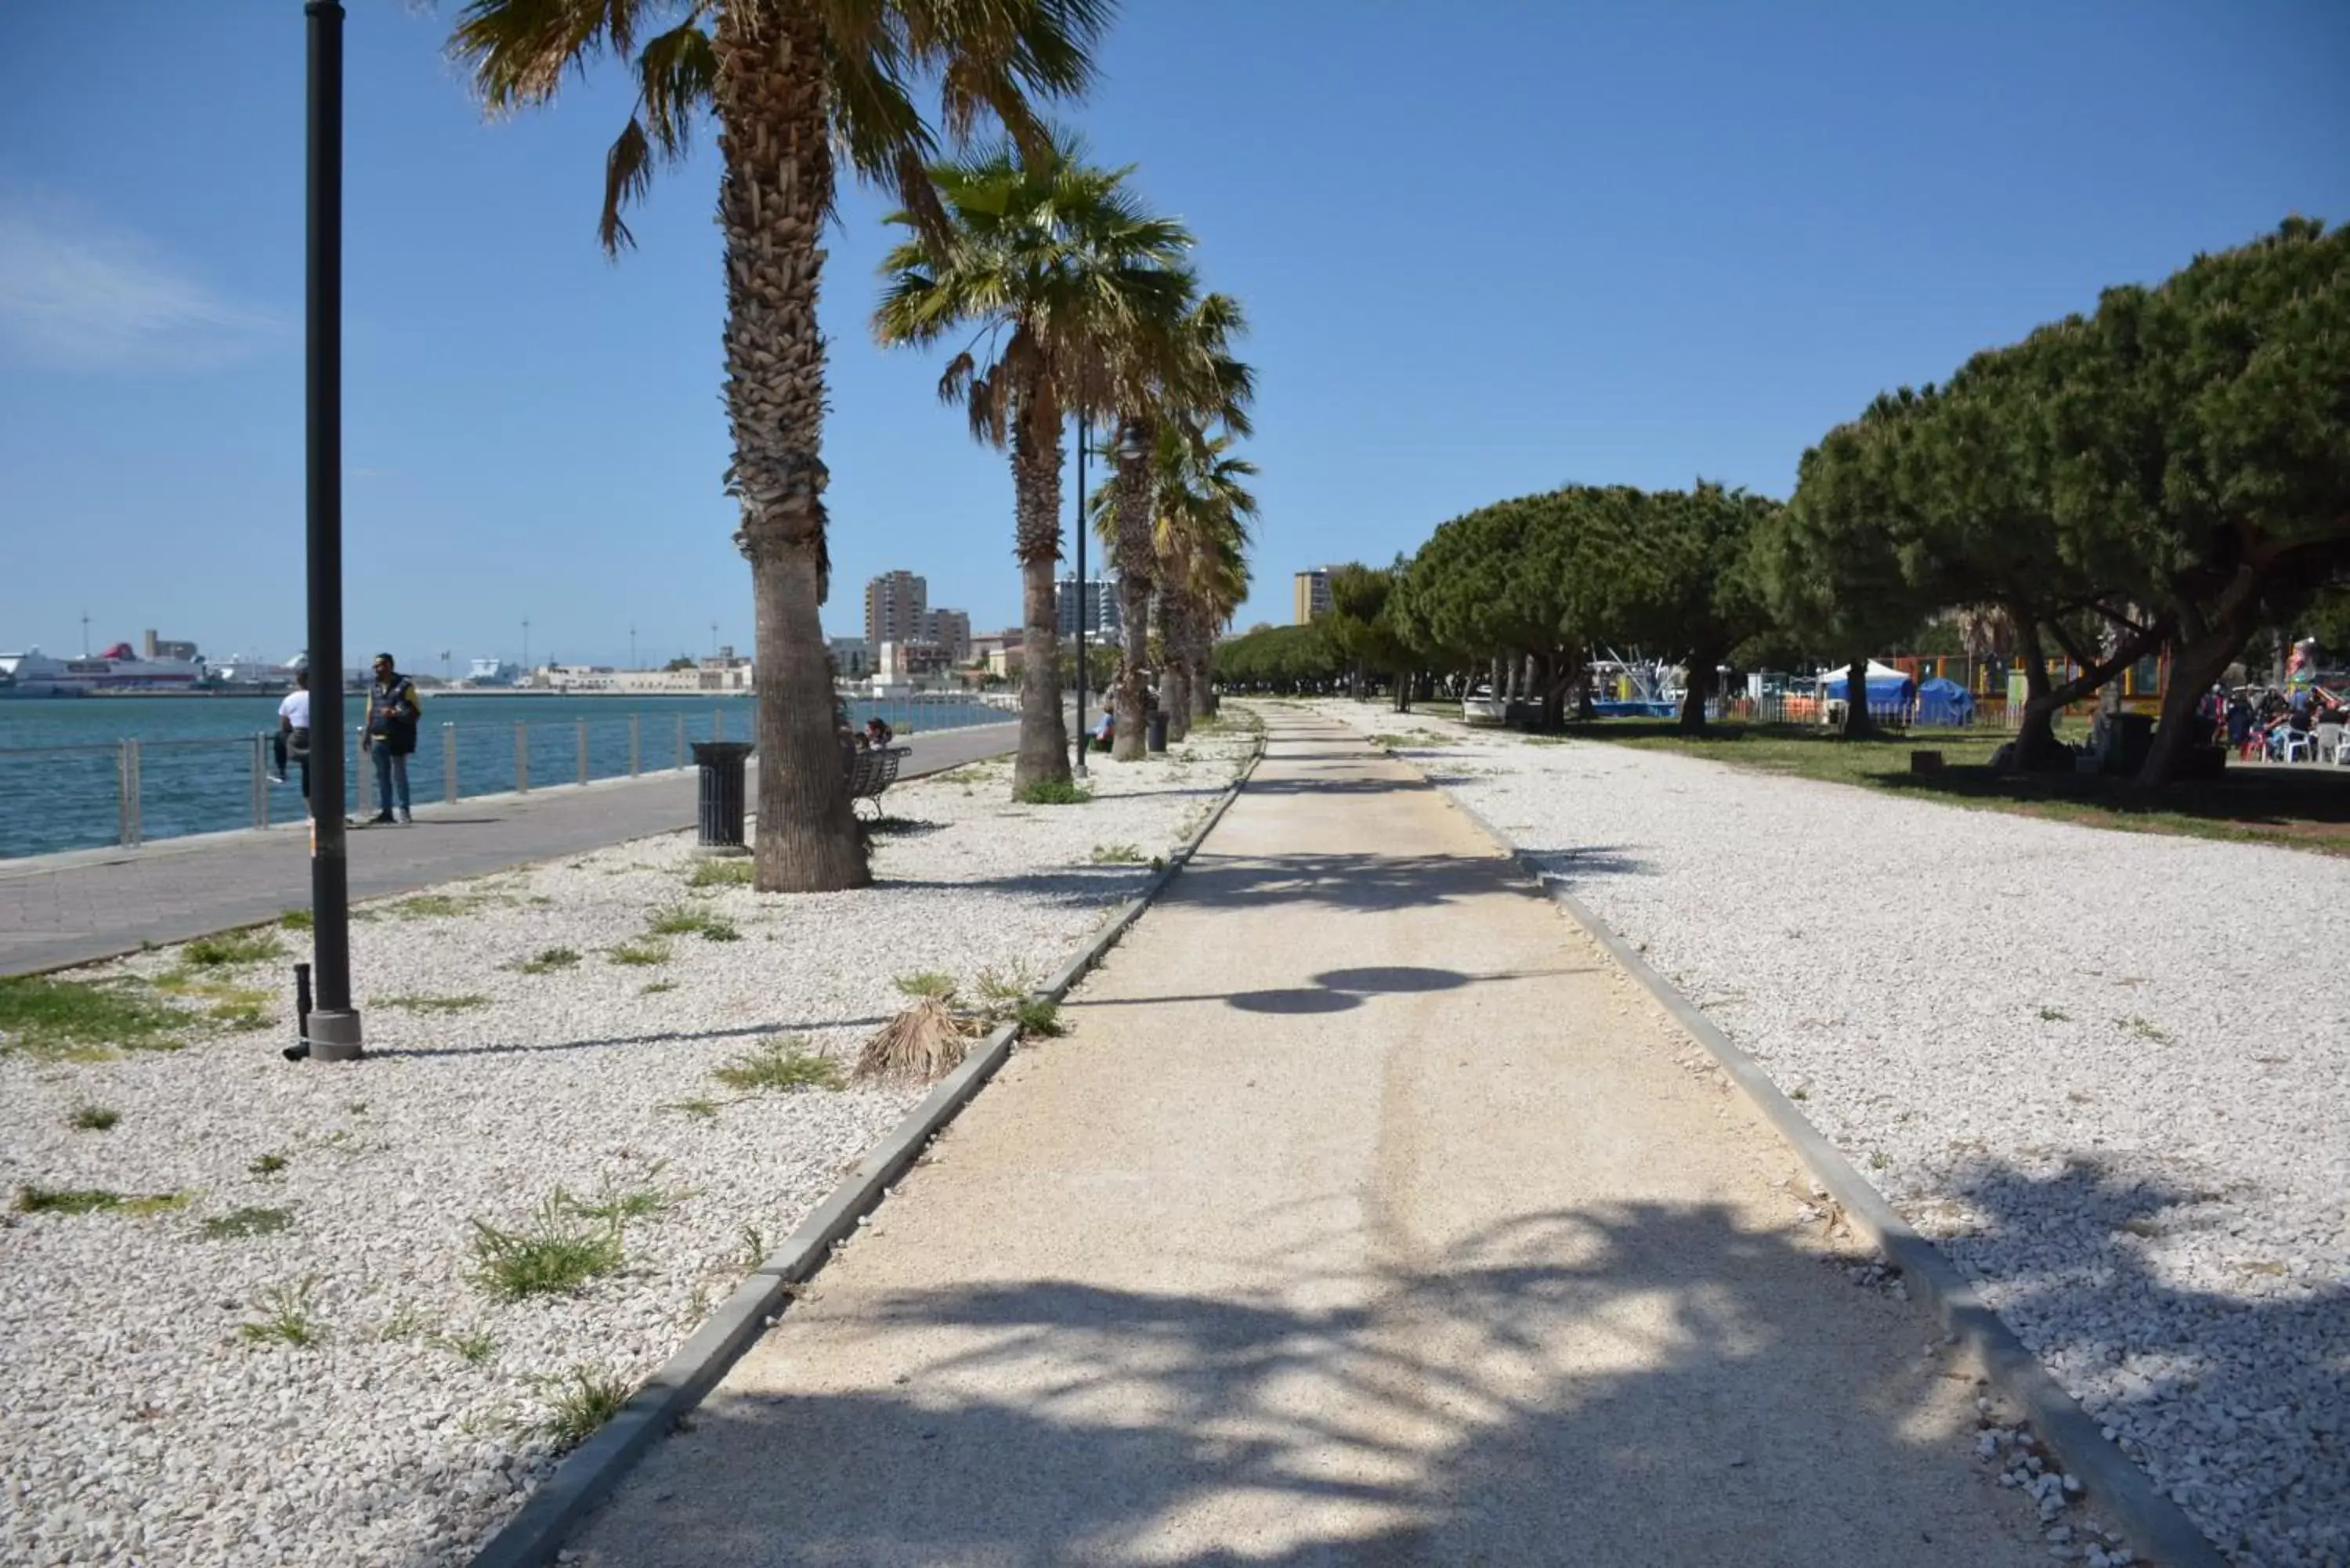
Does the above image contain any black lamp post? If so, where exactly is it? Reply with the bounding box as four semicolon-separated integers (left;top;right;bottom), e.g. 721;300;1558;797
1072;412;1091;779
299;0;360;1062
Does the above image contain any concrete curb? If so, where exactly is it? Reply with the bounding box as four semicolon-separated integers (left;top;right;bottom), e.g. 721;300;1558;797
467;728;1266;1568
1437;787;2224;1568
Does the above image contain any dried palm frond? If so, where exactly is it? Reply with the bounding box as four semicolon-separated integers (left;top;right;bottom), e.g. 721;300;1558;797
856;996;978;1085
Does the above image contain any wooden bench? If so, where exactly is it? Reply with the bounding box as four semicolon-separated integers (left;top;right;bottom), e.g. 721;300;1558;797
844;744;908;819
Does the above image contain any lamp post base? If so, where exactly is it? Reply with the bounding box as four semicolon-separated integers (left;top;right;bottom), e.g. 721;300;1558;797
306;1007;364;1063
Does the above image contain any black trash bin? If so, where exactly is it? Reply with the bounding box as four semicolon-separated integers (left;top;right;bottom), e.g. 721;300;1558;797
1146;710;1170;753
691;741;755;849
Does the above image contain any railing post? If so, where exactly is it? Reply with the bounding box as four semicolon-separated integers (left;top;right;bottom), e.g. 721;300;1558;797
116;740;134;847
251;734;268;829
629;713;641;776
443;721;458;803
515;721;530;793
675;714;685;769
577;717;589;785
713;706;722;742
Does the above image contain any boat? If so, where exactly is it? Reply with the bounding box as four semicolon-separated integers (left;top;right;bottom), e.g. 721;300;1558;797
0;643;207;697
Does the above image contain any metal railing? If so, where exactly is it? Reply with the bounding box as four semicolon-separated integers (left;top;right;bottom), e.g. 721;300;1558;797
2;693;1016;860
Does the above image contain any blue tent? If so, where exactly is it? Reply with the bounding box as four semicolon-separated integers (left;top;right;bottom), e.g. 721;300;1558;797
1914;675;1975;725
1817;662;1915;710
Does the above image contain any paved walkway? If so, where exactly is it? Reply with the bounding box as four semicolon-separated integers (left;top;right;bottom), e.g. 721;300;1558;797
0;722;1015;977
568;708;2047;1568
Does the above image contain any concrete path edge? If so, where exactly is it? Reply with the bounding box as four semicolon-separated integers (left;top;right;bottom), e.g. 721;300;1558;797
466;730;1267;1568
1440;789;2225;1568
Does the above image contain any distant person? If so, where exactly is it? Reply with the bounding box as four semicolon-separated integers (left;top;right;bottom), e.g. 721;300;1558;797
864;716;894;750
362;653;421;825
273;670;312;809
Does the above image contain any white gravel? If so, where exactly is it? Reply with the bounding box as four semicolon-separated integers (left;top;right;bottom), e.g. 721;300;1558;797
0;730;1253;1568
1316;700;2348;1568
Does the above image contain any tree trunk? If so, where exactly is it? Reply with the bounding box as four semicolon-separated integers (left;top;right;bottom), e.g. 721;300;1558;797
1011;384;1070;794
714;8;866;891
1188;614;1217;725
1393;668;1412;714
1108;419;1154;761
1678;645;1720;733
1570;645;1596;721
2009;621;2068;771
1838;654;1877;739
2135;571;2277;787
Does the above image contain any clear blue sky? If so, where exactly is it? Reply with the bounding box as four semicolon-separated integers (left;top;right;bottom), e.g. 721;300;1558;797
3;2;2345;670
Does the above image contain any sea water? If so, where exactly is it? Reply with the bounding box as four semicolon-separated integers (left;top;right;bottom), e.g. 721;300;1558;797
0;692;1009;860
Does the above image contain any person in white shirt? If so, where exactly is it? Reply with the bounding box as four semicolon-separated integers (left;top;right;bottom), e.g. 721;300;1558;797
274;670;313;810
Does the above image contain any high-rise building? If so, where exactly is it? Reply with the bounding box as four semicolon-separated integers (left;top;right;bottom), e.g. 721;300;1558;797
920;608;973;663
1054;576;1123;638
1292;569;1332;624
862;570;927;652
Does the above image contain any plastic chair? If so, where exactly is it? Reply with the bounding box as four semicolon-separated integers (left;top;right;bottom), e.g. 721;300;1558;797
2277;730;2315;764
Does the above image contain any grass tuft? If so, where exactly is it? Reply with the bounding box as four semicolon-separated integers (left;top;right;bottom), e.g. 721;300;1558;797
0;975;189;1057
237;1278;322;1348
1089;842;1146;865
386;894;481;919
647;905;740;942
639;979;678;996
469;1193;624;1301
442;1329;499;1364
2037;1005;2070;1022
67;1104;121;1132
712;1036;844;1093
606;940;672;967
182;929;285;968
16;1185;186;1216
515;947;582;975
665;1097;721;1120
248;1151;290;1176
1015;779;1090;806
280;907;314;931
687;858;755;888
2120;1015;2174;1046
201;1205;295;1240
378;992;492;1013
567;1169;683;1224
1014;998;1066;1038
535;1364;633;1451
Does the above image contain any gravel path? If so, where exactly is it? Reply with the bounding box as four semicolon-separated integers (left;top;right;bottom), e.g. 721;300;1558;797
1314;701;2346;1568
0;732;1252;1568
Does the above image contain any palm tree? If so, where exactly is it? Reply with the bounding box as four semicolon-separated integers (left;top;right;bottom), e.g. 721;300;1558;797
872;135;1192;793
1149;427;1257;739
1095;292;1254;760
446;0;1112;890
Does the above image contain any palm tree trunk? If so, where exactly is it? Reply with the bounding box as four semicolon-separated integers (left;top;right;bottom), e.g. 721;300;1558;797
1162;591;1195;742
1109;420;1154;761
1188;615;1217;724
1012;388;1071;793
714;7;866;891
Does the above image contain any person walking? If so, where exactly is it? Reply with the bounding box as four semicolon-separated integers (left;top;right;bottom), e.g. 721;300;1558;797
362;653;421;825
274;670;313;812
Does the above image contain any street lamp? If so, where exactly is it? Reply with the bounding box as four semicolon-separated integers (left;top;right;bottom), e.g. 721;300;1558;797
296;0;360;1063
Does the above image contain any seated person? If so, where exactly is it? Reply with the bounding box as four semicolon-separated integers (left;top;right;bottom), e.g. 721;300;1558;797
864;717;893;750
1091;709;1115;750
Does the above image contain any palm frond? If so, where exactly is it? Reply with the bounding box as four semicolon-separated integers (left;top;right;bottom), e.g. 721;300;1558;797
600;117;655;253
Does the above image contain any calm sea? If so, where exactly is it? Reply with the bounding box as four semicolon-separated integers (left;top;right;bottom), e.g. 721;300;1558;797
0;691;1010;860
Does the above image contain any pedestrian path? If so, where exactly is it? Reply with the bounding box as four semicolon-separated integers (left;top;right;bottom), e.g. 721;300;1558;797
0;722;1015;977
566;707;2048;1568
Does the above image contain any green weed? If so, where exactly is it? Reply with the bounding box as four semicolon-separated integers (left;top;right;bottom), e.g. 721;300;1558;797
2120;1016;2174;1046
469;1193;624;1301
386;894;481;919
182;929;284;968
2037;1006;2070;1022
16;1185;186;1216
687;858;755;888
665;1097;721;1121
201;1205;295;1241
566;1169;682;1225
1014;998;1066;1038
639;980;678;996
67;1104;120;1132
280;908;314;931
379;992;493;1013
1015;779;1090;805
646;906;739;942
515;948;582;975
0;976;189;1057
237;1279;322;1348
535;1364;633;1451
1089;843;1146;865
606;940;672;967
440;1329;499;1364
248;1151;290;1176
711;1036;844;1094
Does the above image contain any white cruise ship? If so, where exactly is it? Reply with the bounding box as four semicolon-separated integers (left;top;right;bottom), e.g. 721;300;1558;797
0;643;207;697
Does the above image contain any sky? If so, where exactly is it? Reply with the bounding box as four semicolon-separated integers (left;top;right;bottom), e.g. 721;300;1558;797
2;2;2346;671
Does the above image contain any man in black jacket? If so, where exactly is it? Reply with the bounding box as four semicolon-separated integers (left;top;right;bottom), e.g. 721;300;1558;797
363;653;421;825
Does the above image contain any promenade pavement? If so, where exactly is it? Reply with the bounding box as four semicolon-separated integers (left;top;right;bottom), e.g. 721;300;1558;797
0;721;1016;977
566;707;2048;1567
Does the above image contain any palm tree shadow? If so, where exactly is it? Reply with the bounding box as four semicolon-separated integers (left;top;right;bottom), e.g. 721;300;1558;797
537;1202;2066;1568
